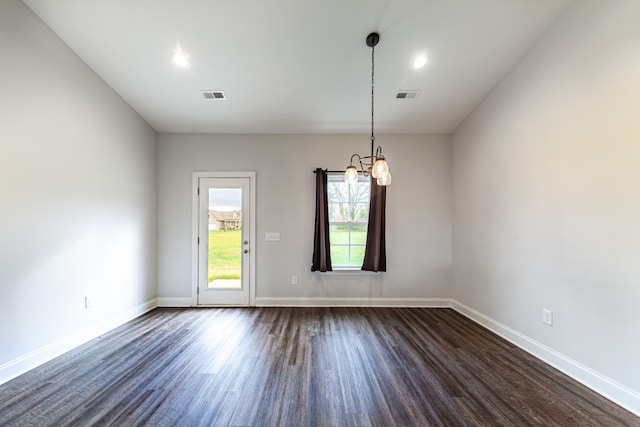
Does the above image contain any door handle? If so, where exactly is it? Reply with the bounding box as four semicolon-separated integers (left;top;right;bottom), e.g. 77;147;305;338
244;249;249;254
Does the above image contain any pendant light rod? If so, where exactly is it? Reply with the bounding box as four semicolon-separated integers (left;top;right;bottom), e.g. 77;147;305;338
344;32;392;186
368;32;378;158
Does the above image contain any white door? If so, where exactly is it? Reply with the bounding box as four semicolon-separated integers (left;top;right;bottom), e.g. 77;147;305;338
197;175;253;305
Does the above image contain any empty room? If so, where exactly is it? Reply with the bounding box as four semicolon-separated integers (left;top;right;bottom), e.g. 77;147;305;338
1;0;639;425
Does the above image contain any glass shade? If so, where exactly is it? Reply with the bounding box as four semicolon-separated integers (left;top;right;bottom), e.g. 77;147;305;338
371;158;389;178
376;171;392;186
344;165;359;184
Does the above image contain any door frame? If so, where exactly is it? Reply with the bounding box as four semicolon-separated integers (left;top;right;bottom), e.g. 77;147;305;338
191;171;256;306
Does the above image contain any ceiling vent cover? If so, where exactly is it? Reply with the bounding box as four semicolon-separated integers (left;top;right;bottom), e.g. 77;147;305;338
396;90;421;99
201;90;227;100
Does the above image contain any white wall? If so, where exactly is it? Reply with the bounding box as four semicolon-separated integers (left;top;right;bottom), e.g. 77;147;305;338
0;0;157;382
452;0;640;413
157;133;451;306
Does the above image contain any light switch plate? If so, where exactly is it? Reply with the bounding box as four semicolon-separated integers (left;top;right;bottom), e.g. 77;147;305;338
266;232;280;241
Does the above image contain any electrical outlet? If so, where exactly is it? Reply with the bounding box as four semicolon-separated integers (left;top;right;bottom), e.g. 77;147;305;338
542;309;553;326
291;276;298;286
85;296;96;309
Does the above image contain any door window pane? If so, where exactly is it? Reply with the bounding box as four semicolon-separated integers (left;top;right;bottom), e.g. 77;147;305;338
208;188;242;289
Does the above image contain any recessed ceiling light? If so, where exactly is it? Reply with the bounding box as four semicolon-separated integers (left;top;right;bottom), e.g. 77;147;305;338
413;54;429;69
171;51;191;69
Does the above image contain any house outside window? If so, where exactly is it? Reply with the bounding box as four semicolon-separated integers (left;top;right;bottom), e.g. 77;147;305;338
327;174;370;269
208;210;242;231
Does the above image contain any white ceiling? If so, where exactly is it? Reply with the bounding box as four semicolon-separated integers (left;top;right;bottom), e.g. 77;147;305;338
23;0;572;134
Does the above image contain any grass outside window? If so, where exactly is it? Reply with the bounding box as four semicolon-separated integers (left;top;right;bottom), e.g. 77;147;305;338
208;230;242;282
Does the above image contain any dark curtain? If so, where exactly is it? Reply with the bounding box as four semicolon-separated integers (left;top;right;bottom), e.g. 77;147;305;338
311;168;332;272
362;177;386;272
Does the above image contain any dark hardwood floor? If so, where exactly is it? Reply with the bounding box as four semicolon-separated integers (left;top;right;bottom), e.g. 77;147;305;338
0;308;637;426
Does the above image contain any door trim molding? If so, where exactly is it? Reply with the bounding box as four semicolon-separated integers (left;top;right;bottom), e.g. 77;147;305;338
192;171;256;307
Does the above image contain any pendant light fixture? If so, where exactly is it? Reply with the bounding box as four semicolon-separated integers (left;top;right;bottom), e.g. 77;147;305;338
345;32;391;186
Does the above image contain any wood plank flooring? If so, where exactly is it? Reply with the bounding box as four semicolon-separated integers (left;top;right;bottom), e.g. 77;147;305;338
0;308;637;426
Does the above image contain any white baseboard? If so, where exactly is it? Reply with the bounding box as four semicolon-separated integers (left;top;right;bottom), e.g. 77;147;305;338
157;297;192;307
450;300;640;417
0;298;157;386
255;297;452;307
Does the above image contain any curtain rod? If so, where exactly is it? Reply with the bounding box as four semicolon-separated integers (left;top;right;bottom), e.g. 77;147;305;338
313;169;346;174
314;169;363;174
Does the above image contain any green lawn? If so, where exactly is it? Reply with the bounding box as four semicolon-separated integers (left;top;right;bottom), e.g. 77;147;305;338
330;226;367;267
208;230;242;282
330;245;365;267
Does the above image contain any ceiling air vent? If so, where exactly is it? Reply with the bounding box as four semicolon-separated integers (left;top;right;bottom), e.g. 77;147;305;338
201;90;227;100
396;90;421;99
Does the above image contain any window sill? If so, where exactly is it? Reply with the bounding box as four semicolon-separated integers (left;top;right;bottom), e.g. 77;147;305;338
328;268;380;274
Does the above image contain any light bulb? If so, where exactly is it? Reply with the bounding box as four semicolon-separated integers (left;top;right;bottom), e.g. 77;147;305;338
344;165;359;184
371;159;389;178
377;172;392;186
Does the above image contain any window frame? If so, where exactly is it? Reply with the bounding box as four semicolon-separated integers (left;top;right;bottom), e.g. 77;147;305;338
326;173;370;270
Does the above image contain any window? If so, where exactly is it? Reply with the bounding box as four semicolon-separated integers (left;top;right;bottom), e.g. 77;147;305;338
327;174;370;269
